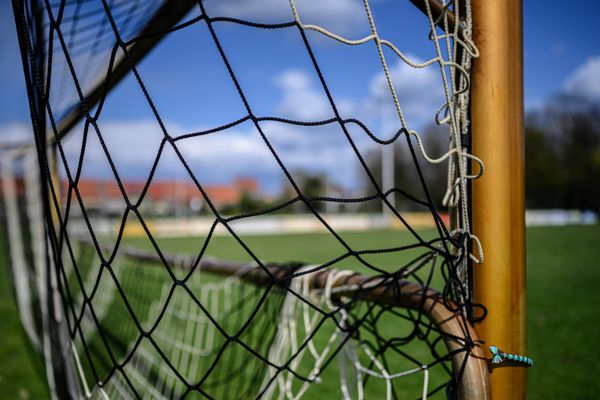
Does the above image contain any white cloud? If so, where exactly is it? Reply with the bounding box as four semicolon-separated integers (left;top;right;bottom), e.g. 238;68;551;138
274;70;333;120
0;120;274;192
57;120;274;183
268;69;363;187
564;55;600;103
274;69;357;119
178;126;276;181
0;58;447;194
264;121;361;190
367;58;444;130
206;0;367;36
58;120;163;178
49;116;358;193
271;58;445;138
0;123;33;146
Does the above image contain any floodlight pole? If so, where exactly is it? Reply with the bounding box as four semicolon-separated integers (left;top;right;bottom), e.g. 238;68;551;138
471;0;527;399
381;104;395;219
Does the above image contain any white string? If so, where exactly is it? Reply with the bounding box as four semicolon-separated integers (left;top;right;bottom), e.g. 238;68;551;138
289;0;483;270
259;266;439;399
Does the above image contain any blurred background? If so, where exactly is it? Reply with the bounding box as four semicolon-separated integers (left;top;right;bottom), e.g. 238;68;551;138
1;0;599;399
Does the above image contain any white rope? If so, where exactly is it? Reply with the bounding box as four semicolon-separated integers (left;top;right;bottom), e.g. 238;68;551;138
259;266;440;399
289;0;483;270
0;151;41;348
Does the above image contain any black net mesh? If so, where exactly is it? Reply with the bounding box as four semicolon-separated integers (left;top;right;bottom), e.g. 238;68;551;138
8;0;487;398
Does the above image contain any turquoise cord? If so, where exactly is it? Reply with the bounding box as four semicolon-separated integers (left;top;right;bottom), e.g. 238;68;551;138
489;345;534;366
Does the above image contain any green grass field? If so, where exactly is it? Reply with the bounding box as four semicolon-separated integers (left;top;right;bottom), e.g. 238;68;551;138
0;240;49;399
1;224;598;399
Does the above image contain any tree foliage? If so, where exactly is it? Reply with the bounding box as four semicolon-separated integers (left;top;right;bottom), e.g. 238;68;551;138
526;95;600;211
362;124;450;212
361;95;600;213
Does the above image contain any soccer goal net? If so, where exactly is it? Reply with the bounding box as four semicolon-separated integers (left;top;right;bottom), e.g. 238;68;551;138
4;0;489;398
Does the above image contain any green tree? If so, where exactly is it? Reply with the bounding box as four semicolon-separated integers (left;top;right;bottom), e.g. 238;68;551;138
362;124;451;212
280;171;328;213
525;125;561;208
237;191;266;214
525;95;600;211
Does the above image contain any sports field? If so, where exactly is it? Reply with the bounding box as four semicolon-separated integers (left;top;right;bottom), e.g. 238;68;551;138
1;224;598;399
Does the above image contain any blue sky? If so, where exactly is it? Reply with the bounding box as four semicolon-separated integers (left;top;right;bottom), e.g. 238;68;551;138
1;0;599;193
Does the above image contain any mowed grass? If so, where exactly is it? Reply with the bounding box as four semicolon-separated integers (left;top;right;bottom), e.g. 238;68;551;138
0;236;49;399
126;228;440;276
122;228;448;398
527;225;600;399
0;224;598;398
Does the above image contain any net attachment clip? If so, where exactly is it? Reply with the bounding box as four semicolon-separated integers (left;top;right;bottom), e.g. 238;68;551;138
489;345;534;367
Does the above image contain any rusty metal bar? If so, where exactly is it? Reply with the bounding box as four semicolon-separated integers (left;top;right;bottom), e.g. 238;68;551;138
100;243;490;399
408;0;460;34
52;0;196;141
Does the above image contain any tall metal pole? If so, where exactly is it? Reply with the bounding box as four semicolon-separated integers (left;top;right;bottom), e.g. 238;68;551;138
382;140;395;217
471;0;527;399
381;99;395;219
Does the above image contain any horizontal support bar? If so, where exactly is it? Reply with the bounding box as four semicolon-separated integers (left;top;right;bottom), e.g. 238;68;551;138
84;241;490;399
408;0;460;34
53;0;196;140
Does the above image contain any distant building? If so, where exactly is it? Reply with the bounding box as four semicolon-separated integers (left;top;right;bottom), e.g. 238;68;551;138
61;178;260;216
